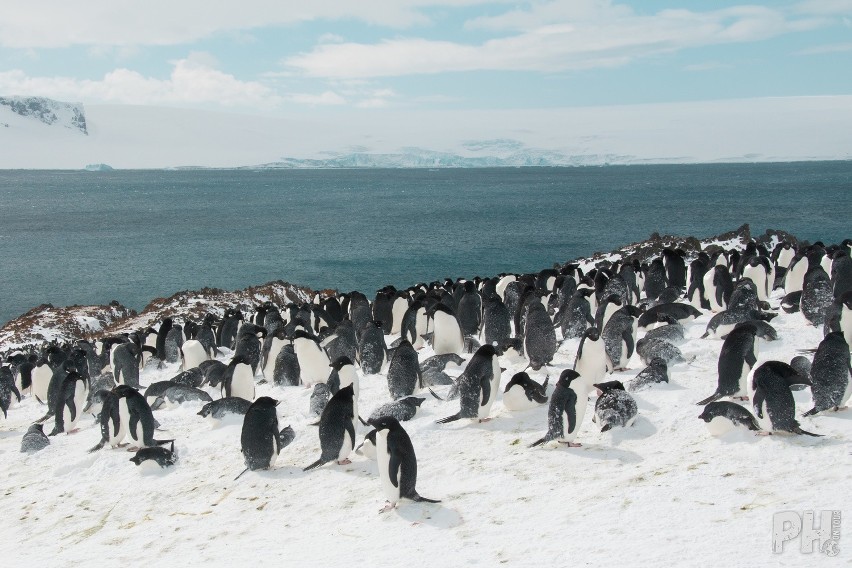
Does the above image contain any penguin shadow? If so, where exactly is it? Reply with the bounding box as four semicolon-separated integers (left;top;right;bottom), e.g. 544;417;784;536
604;416;658;446
0;429;20;440
569;443;644;464
259;465;311;480
393;502;464;529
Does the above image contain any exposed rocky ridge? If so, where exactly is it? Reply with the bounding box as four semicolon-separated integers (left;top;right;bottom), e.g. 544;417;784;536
0;96;87;134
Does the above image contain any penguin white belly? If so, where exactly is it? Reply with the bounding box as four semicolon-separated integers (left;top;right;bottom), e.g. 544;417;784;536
262;338;286;379
820;255;832;275
777;248;794;269
707;416;736;437
413;311;428;349
712;323;737;339
116;398;130;446
617;340;630;369
495;275;516;302
182;340;208;370
357;437;377;460
704;272;722;312
785;261;806;293
269;434;279;469
338;426;354;462
502;385;537;411
32;366;52;402
840;309;852;351
295;340;330;386
477;358;502;419
391;298;408;335
559;390;587;443
600;304;618;331
575;340;608;384
375;429;400;504
742;266;768;301
432;312;463;355
67;380;87;431
230;365;256;401
339;367;359;417
735;361;752;399
841;369;852;407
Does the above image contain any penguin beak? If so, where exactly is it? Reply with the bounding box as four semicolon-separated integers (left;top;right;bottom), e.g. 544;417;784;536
275;400;282;407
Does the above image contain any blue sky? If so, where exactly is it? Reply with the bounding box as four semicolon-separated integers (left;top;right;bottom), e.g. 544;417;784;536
0;0;850;116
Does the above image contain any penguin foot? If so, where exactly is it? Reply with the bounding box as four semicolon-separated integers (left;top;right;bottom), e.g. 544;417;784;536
337;458;352;465
559;442;582;447
837;406;848;411
379;502;396;514
478;418;493;423
755;431;772;436
733;396;750;401
67;428;80;434
126;446;140;452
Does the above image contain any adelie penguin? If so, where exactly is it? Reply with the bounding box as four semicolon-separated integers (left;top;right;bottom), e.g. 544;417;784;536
20;423;50;453
697;323;759;405
237;397;295;478
573;327;611;386
369;416;440;513
530;369;588;447
130;441;177;469
502;372;549;412
698;401;761;436
802;331;851;416
751;361;820;436
593;381;638;432
435;344;501;424
386;340;421;401
304;384;356;471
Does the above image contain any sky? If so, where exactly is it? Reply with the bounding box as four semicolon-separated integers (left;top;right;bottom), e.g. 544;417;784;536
0;0;850;119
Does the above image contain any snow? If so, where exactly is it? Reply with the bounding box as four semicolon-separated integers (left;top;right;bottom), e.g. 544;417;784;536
1;95;852;168
1;286;849;565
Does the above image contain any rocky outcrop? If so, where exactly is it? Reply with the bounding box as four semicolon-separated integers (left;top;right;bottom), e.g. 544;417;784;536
0;96;87;134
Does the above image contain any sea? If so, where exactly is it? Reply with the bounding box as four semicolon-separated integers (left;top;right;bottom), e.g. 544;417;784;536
0;162;849;325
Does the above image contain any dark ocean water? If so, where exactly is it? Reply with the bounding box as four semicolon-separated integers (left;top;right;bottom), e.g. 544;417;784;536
0;162;849;324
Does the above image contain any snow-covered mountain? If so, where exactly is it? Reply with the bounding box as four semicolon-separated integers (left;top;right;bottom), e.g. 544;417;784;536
1;95;852;169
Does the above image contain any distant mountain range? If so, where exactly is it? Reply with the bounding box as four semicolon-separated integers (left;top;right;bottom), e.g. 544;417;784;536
1;95;851;169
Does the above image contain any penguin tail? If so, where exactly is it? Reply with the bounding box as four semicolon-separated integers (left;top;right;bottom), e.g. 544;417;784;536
234;467;250;481
529;436;548;448
802;407;818;417
600;424;613;432
154;439;174;447
700;332;709;339
428;388;445;401
303;457;330;471
34;411;53;424
793;427;822;437
696;393;723;406
88;440;106;453
411;493;441;504
436;413;462;424
48;425;62;436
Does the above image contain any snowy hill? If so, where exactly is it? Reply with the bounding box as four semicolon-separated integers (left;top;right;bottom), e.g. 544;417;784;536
1;95;852;169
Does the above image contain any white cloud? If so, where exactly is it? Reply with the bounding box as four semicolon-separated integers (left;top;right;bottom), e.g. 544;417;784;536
283;91;347;105
0;56;280;108
797;41;852;54
0;0;498;48
284;3;828;78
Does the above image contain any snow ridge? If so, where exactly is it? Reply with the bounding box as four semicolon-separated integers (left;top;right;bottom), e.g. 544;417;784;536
0;96;87;134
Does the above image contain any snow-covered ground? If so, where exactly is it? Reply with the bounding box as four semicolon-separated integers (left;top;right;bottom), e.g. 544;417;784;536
0;287;848;566
1;95;852;168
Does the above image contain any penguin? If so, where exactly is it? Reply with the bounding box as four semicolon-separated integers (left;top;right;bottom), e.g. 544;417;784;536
573;327;612;385
358;321;386;375
594;294;623;335
164;324;184;363
181;339;209;371
436;344;501;423
698;401;761;436
130;441;177;468
273;344;301;387
199;359;227;388
197;397;253;426
20;423;50;453
111;342;142;388
328;356;360;419
662;248;687;292
49;370;89;435
368;396;425;422
686;257;710;310
502;372;549;411
373;288;395;334
555;288;595;339
261;328;288;380
481;295;512;347
742;255;772;302
292;329;331;387
115;385;169;450
704;265;733;312
195;314;219;358
400;300;429;349
697;323;759;405
523;301;558;370
0;366;21;419
386;340;421;400
751;361;819;435
38;360;76;422
722;320;778;342
825;291;852;351
602;305;642;371
148;384;213;410
643;258;668;301
304;384;356;470
530;369;588;447
154;317;173;367
238;397;295;476
456;281;482;336
234;322;266;375
355;429;377;460
635;337;688;366
628;357;669;392
30;356;54;404
309;383;331;416
495;274;517;302
370;415;440;513
87;389;125;452
221;355;256;402
637;303;701;329
800;265;834;326
217;308;243;348
593;381;638;431
427;304;465;356
803;331;852;415
773;241;796;270
323;320;358;366
642;313;685;344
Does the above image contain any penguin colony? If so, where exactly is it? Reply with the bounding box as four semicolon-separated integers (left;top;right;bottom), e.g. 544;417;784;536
2;235;851;514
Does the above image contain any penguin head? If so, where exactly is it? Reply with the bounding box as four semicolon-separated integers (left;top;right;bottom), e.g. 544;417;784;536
582;327;600;342
557;369;581;388
401;396;426;408
368;415;401;432
251;396;280;410
648;357;668;370
330;356;354;370
593;380;626;395
841;291;852;310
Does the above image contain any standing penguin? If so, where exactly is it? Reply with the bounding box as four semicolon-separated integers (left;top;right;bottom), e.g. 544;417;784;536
181;339;209;371
115;385;169;450
304;384;357;470
261;328;288;380
481;295;512;347
234;323;266;375
358;321;386;375
436;345;501;424
556;288;595;339
386;341;421;400
49;370;89;435
530;369;588;447
573;327;611;385
221;355;256;402
602;305;642;371
803;331;852;416
0;366;21;419
800;266;834;326
292;330;331;387
369;416;440;513
697;323;759;405
523;301;558;370
427;304;465;356
154;317;173;368
704;265;733;312
273;344;301;387
238;397;295;475
111;342;142;388
752;361;819;435
456;281;482;337
593;381;638;431
400;300;429;349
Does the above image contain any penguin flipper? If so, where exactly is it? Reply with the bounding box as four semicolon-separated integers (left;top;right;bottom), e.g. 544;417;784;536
793;427;822;437
622;330;635;359
411;494;441;504
802;407;819;417
428;388;445;401
303;456;331;471
696;392;723;406
88;439;106;453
